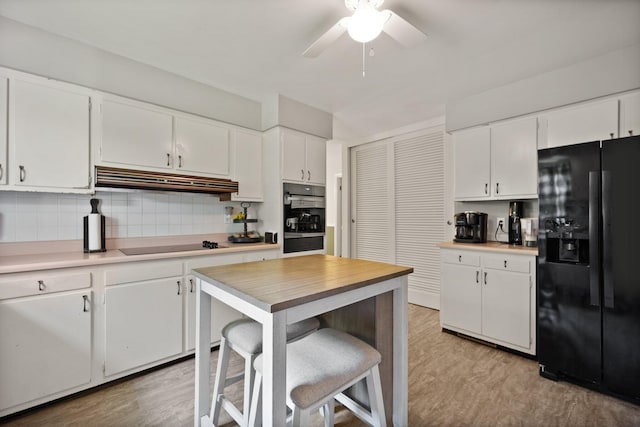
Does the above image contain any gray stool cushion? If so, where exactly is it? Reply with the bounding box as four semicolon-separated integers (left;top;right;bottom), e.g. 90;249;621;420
254;328;381;410
222;317;320;355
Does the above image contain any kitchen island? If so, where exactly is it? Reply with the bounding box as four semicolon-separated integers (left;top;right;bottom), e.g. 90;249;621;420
192;254;413;427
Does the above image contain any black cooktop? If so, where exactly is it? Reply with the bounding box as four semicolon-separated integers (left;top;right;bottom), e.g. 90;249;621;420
120;241;226;256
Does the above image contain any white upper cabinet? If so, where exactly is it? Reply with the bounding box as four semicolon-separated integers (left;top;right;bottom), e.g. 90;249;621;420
281;128;326;185
232;129;263;201
620;92;640;138
0;76;7;186
100;98;174;170
543;98;618;148
10;78;91;190
454;118;538;200
305;134;327;185
175;116;230;177
490;117;538;198
99;96;232;177
453;127;491;199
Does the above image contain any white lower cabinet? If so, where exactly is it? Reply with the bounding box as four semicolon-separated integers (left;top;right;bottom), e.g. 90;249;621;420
0;287;92;414
104;261;183;377
0;248;280;417
440;248;536;355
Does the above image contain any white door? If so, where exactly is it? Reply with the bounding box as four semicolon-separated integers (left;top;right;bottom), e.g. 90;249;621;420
0;76;7;185
453;127;491;199
490;117;538;198
175;116;230;176
101;99;173;169
0;291;91;411
305;135;327;185
545;99;618;147
11;79;90;189
440;264;482;334
350;142;394;263
281;129;306;182
232;129;263;201
105;278;182;376
481;269;531;348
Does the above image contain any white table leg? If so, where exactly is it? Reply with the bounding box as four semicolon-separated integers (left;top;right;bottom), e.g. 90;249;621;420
392;277;408;427
261;311;287;427
194;278;212;427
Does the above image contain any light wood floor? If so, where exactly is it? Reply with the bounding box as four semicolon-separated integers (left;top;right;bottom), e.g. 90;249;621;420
2;304;639;426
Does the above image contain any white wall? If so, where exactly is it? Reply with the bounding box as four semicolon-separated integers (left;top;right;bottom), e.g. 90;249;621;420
0;16;262;130
262;94;333;139
446;43;640;132
325;140;343;227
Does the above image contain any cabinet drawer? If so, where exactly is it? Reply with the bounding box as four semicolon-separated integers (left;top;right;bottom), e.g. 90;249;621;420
105;261;183;286
0;271;91;300
441;250;480;267
483;256;530;273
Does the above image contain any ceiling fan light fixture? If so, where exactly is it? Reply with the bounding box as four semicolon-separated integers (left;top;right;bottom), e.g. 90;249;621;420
347;6;386;43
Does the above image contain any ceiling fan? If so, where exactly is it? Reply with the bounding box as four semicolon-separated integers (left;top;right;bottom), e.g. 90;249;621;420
302;0;427;58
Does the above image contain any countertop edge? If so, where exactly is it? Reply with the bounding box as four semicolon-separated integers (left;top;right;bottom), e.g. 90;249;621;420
437;241;538;256
0;243;282;275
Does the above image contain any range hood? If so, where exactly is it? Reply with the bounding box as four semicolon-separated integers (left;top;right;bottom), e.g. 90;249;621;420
95;166;238;199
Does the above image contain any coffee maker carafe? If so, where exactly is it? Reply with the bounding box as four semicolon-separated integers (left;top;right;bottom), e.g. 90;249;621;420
508;201;523;245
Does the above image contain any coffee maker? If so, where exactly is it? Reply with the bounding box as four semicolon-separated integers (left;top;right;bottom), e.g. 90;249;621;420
508;201;523;245
454;211;488;243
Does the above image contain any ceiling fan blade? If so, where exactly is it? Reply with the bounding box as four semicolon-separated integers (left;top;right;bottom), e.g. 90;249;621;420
381;10;427;47
302;17;349;58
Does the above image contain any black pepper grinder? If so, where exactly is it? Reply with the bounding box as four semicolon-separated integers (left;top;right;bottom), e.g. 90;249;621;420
84;198;106;253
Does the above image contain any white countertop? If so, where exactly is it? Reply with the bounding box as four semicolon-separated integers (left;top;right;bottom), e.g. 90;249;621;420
437;241;539;256
0;234;281;274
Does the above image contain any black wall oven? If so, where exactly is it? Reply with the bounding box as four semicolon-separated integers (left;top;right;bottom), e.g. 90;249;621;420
283;183;325;253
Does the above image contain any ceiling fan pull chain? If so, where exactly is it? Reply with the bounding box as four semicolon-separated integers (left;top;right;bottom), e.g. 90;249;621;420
362;42;366;77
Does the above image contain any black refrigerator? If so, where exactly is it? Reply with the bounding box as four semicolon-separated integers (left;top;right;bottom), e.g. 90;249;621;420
537;135;640;403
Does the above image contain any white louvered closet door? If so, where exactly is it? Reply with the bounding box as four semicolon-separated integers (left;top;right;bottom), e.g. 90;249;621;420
350;142;394;263
394;130;444;309
351;127;445;309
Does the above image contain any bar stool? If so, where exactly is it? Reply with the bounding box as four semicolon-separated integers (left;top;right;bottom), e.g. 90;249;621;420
210;317;320;427
249;328;386;427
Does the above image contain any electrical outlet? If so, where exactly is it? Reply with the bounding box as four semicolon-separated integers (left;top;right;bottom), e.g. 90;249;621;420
497;217;505;230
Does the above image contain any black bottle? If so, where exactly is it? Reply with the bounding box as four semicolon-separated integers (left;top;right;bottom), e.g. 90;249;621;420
508;201;523;245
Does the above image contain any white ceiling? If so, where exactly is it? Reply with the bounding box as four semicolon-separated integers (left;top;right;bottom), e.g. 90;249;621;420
0;0;639;139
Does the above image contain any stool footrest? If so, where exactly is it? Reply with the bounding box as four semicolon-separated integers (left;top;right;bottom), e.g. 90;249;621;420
335;392;375;426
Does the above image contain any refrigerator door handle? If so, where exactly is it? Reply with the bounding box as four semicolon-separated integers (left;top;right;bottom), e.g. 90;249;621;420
588;171;600;307
602;170;614;309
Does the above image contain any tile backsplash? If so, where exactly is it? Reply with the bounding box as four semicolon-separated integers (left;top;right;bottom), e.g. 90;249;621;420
0;191;251;243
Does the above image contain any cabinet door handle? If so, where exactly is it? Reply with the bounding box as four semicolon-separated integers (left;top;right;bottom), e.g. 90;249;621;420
307;170;311;181
476;271;479;284
484;272;488;285
178;155;182;168
167;153;171;166
458;255;462;263
177;280;181;295
189;278;194;293
630;130;634;136
38;280;45;291
83;295;90;312
496;182;500;194
610;132;614;139
301;169;305;180
504;260;507;268
484;183;488;194
19;165;26;182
